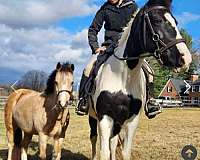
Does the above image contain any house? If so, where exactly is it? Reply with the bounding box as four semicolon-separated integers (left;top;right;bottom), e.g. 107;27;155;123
0;87;5;96
0;86;10;96
159;74;200;106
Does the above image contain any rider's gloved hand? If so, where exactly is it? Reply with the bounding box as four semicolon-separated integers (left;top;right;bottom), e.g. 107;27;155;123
95;46;106;54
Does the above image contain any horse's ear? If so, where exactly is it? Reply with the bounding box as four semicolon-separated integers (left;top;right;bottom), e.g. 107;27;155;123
56;62;61;70
70;64;74;72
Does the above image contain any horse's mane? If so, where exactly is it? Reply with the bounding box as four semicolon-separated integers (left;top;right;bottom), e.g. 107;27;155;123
115;10;139;52
146;0;172;11
44;62;73;95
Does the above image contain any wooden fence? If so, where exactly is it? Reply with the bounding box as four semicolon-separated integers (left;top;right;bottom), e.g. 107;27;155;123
0;96;8;147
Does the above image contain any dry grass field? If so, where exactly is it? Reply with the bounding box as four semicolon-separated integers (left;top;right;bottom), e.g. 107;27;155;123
0;108;200;160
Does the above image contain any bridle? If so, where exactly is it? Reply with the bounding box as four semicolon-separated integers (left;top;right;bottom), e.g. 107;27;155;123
114;6;186;61
56;89;73;109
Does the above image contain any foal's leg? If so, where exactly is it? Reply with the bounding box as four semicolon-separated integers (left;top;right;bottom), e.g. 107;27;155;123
89;116;98;160
122;115;140;160
52;137;64;160
99;115;114;160
21;133;33;160
6;129;14;160
39;132;47;160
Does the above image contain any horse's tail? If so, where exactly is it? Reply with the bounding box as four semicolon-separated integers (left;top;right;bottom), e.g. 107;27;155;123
4;89;29;147
14;128;22;147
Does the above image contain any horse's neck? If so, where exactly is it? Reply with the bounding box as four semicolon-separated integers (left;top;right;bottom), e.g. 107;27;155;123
95;10;146;99
42;93;65;133
44;93;57;109
44;93;60;118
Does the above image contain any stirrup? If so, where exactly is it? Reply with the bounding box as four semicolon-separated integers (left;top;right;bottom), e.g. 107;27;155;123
76;110;87;116
145;100;162;119
76;98;89;116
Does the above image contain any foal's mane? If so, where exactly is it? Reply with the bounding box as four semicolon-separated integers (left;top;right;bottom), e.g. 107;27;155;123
44;62;73;95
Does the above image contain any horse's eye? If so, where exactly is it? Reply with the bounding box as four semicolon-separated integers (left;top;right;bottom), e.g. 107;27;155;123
165;21;170;25
54;81;58;85
153;19;162;25
71;82;74;85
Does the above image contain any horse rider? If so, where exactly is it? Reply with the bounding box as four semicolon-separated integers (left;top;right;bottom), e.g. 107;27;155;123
76;0;161;119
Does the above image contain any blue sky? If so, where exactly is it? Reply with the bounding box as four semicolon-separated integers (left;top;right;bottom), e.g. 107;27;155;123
60;0;200;40
0;0;199;84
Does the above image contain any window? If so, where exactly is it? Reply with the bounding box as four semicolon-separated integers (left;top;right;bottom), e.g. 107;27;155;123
181;96;191;104
193;97;199;104
167;86;173;92
192;85;200;92
195;86;199;92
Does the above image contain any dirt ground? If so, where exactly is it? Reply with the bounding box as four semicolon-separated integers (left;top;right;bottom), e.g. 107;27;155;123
0;108;200;160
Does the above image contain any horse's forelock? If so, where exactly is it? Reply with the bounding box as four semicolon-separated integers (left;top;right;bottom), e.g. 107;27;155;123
60;62;74;73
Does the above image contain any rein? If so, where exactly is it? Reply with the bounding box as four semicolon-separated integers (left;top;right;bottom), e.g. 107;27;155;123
113;6;185;62
52;89;72;122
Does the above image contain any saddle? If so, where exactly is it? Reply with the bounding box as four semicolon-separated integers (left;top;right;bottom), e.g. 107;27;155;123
84;43;116;96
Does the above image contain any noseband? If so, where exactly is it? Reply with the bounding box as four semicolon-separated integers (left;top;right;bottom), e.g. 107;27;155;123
114;6;185;61
56;89;72;109
57;89;72;97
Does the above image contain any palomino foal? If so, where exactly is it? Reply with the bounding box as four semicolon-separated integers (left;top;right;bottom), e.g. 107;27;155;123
88;0;192;160
5;62;74;160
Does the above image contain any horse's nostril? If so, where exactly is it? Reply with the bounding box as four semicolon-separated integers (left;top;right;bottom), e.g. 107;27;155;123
58;100;61;105
179;57;185;67
180;57;185;66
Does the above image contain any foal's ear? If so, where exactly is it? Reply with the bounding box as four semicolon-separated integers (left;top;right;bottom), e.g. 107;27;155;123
70;64;74;72
56;62;62;70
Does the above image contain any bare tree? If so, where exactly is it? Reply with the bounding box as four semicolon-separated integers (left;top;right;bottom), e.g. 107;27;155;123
17;70;48;92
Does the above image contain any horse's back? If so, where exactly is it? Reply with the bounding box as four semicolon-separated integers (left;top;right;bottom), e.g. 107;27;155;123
5;89;43;132
4;89;30;133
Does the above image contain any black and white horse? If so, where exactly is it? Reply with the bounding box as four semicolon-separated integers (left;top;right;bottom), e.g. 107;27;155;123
88;0;192;160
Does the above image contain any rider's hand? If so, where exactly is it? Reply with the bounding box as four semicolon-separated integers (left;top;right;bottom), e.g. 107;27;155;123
95;46;106;54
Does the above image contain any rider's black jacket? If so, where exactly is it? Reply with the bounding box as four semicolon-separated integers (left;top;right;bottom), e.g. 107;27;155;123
88;0;138;53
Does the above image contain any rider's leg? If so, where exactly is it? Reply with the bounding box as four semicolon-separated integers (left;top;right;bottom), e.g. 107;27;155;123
143;60;162;119
77;45;115;115
76;54;98;115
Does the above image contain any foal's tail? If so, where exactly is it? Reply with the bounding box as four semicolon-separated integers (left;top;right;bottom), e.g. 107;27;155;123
4;89;29;147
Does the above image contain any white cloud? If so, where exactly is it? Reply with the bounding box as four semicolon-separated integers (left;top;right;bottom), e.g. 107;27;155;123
0;0;105;82
0;0;98;28
176;12;200;27
0;24;92;76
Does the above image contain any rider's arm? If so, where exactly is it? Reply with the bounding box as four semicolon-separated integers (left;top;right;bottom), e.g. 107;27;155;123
88;7;105;54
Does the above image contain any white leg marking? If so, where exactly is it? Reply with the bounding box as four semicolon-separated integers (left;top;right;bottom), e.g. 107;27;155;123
122;115;140;160
99;115;114;160
21;148;28;160
7;142;14;160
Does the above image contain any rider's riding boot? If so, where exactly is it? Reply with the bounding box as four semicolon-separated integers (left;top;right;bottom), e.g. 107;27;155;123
145;82;162;119
76;73;89;116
